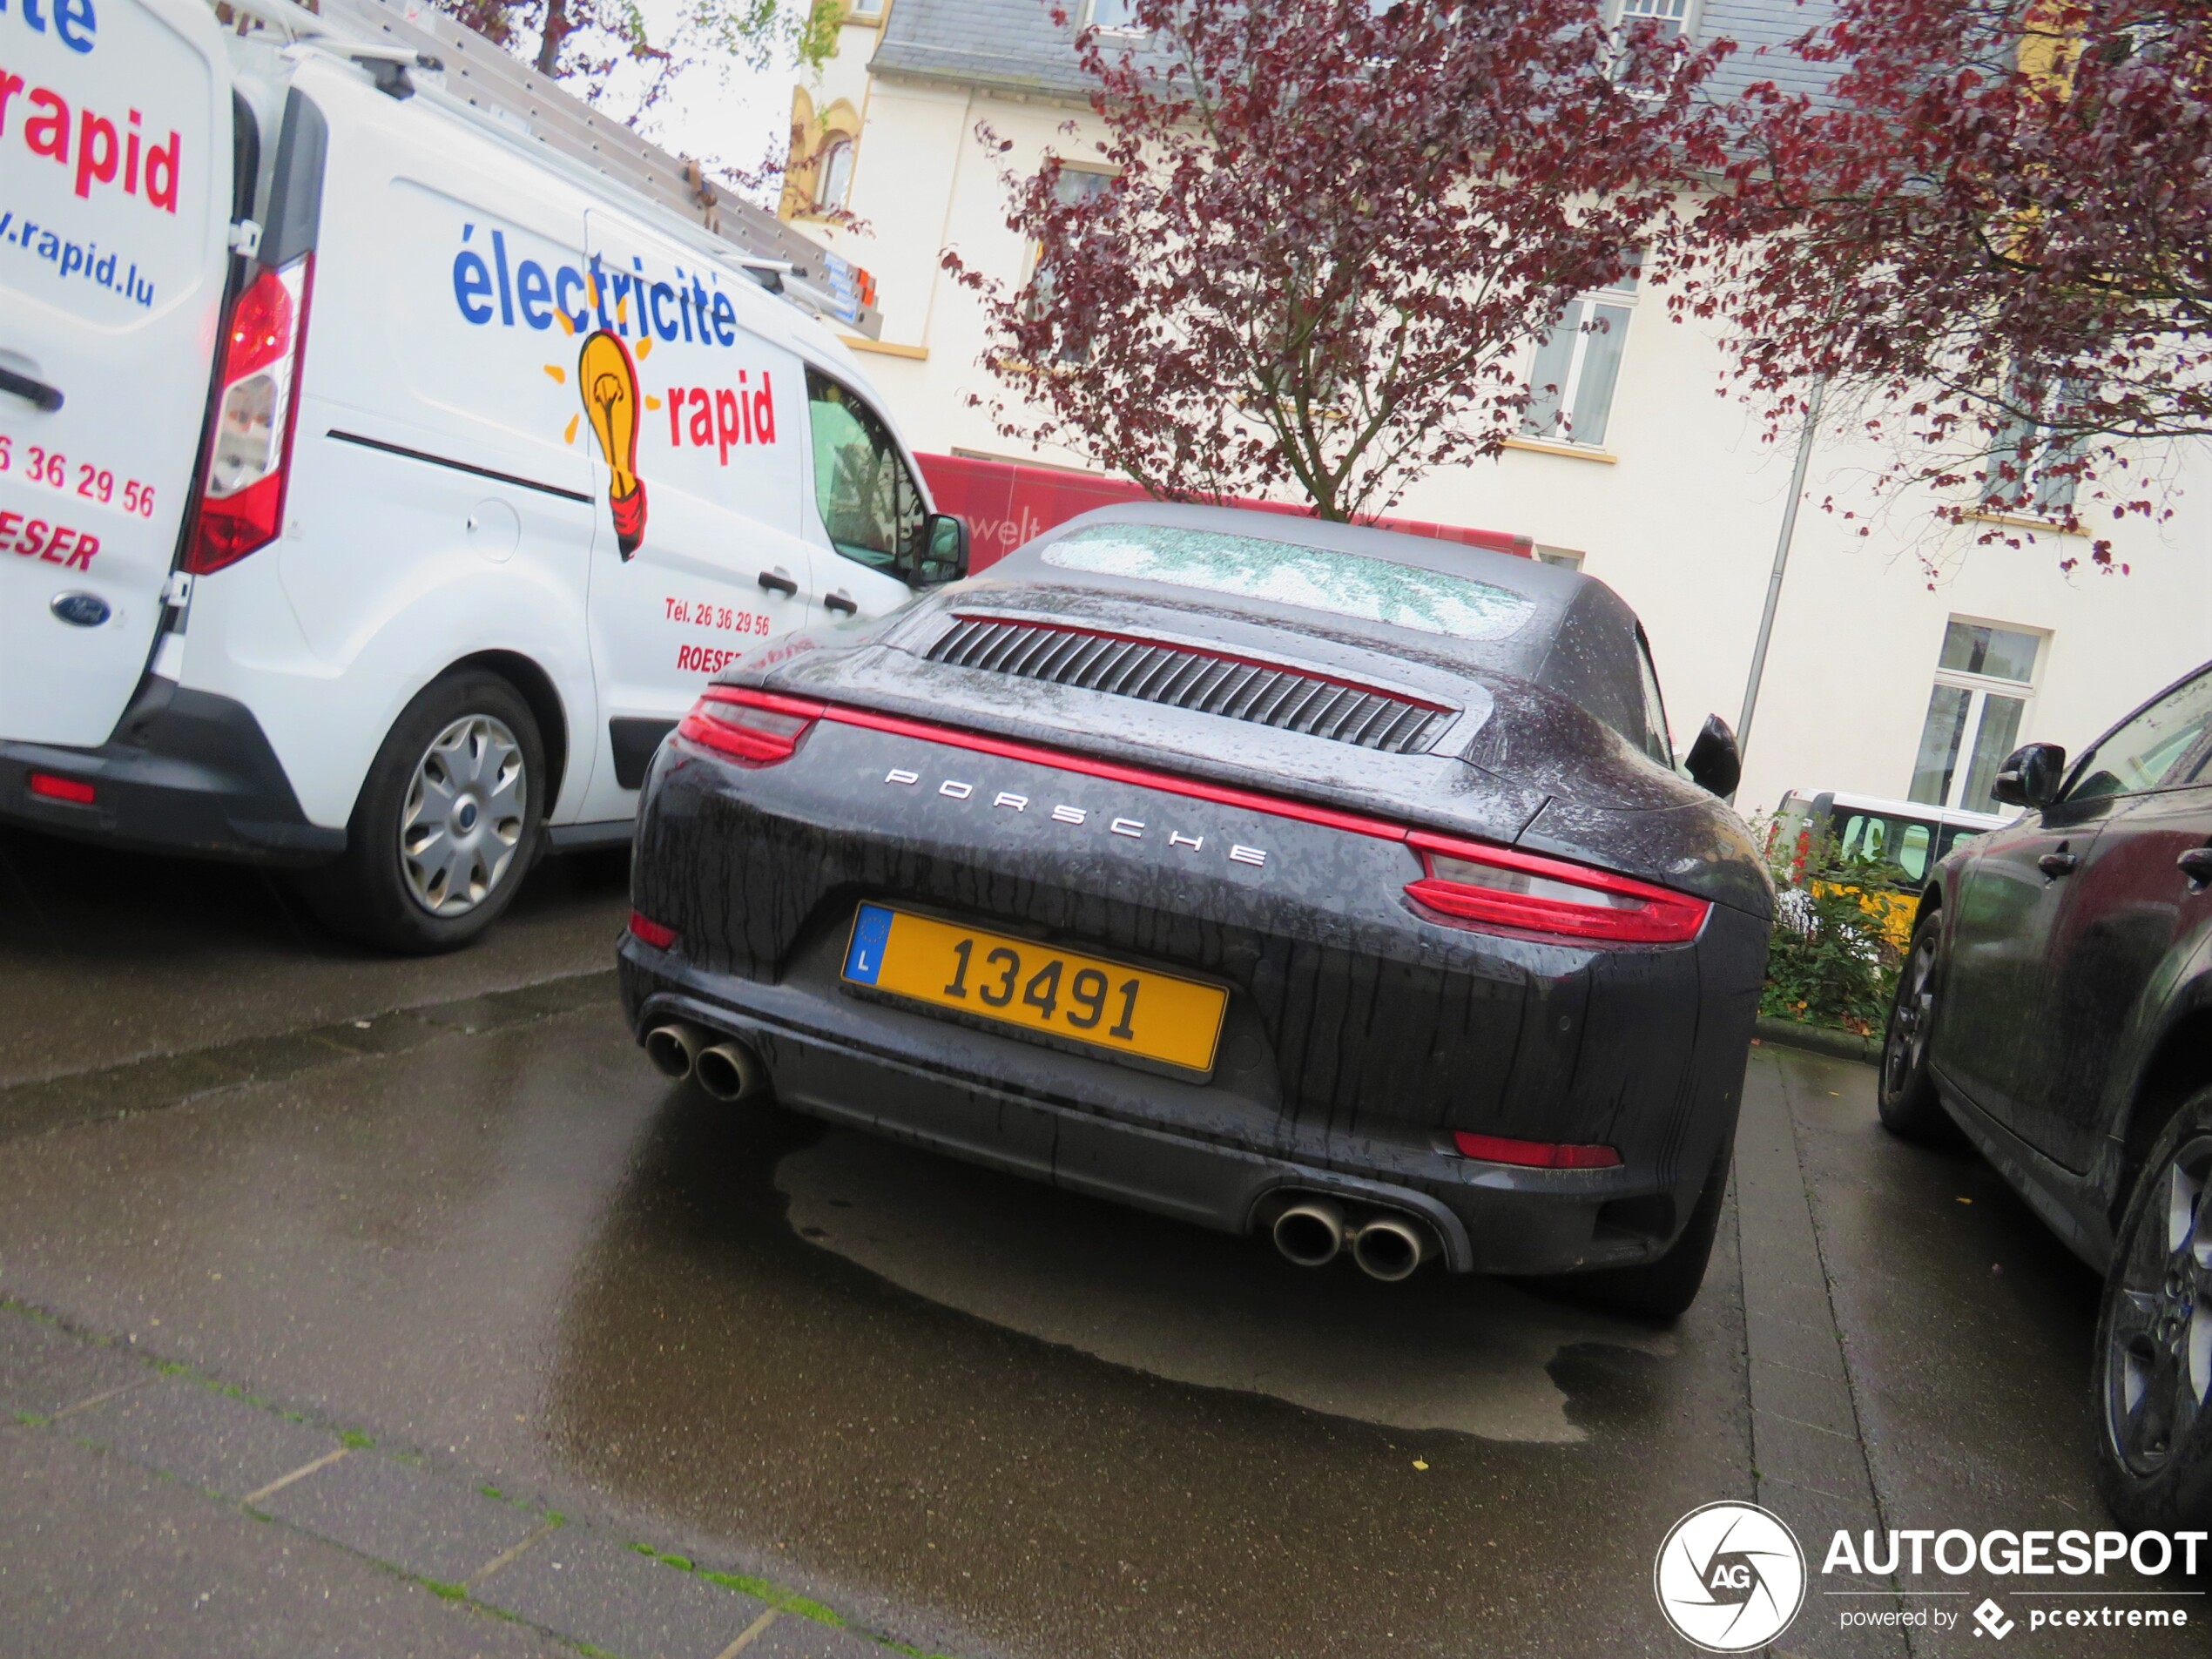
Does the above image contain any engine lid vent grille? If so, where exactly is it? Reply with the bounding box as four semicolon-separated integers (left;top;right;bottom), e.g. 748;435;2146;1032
927;617;1451;754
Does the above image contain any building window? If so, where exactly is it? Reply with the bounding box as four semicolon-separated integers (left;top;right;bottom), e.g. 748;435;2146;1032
814;136;856;213
1521;262;1637;448
1989;402;2083;519
1028;167;1115;361
1086;0;1143;31
1615;0;1693;37
1908;619;2046;813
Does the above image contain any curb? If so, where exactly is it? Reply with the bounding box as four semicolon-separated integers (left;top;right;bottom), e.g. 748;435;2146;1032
0;1298;956;1659
1753;1015;1878;1067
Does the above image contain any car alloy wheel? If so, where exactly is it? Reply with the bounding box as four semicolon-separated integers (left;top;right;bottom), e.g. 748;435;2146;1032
1882;927;1937;1102
399;713;529;917
2103;1133;2212;1478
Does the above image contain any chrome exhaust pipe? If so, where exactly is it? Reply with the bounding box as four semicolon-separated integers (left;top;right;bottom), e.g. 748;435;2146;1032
694;1037;765;1103
1351;1216;1434;1283
644;1021;707;1081
1271;1198;1345;1268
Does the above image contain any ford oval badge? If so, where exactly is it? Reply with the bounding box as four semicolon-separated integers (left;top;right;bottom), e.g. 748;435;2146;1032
50;592;111;628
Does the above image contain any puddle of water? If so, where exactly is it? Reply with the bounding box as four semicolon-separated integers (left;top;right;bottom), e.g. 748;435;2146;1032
777;1131;1669;1443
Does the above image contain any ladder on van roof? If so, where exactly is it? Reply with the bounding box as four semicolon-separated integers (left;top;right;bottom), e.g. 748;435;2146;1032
225;0;883;340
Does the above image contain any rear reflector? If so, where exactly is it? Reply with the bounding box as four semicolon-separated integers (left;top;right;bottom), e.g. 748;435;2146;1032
677;688;825;766
1405;831;1709;945
627;910;678;950
1452;1131;1621;1170
187;253;314;576
27;772;96;806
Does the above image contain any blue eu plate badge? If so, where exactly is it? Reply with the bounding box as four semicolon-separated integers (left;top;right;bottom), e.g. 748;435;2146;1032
843;904;894;986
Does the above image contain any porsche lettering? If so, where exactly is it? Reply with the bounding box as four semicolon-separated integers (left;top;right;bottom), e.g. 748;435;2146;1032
882;765;1267;867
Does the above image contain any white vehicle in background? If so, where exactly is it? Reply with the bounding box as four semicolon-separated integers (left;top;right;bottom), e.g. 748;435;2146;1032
0;0;965;950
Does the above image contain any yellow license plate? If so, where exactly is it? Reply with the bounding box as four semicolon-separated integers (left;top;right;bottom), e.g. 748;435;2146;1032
840;904;1227;1074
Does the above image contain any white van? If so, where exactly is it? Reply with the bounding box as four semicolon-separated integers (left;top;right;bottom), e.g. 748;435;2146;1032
0;0;965;949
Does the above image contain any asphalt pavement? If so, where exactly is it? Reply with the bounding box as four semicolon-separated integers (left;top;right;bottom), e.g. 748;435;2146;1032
0;825;2200;1657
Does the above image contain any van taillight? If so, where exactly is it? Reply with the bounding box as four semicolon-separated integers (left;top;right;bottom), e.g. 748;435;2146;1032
186;254;314;575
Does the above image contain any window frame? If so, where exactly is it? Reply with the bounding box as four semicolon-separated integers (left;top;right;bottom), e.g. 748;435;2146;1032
1082;0;1146;35
813;134;856;214
1907;617;2047;813
802;366;930;582
1521;265;1639;451
1611;0;1697;37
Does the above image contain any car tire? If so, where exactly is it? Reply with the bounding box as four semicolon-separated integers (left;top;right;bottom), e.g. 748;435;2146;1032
1549;1139;1732;1325
2092;1089;2212;1530
1877;914;1957;1143
293;671;546;954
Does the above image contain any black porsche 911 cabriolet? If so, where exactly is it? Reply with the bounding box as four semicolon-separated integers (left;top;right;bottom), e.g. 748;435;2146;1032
617;505;1771;1319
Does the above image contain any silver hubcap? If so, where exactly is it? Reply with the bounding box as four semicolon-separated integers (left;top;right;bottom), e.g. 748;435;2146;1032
399;714;527;918
2107;1136;2212;1476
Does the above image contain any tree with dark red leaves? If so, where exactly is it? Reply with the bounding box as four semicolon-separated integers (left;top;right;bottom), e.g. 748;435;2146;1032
943;0;1730;522
1681;0;2212;569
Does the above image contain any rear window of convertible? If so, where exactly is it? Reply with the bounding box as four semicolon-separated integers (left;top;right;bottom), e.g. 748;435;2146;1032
1042;524;1536;643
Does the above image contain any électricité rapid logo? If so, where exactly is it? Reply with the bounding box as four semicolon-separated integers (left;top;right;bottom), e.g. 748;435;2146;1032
1659;1505;2207;1647
1654;1502;1808;1651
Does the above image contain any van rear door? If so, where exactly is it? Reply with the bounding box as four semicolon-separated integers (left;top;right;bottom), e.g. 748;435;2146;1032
0;0;233;746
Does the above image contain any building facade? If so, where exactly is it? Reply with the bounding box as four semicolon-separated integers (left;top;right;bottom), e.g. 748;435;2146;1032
780;0;2211;816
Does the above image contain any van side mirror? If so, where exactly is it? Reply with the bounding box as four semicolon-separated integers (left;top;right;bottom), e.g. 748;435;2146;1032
1993;742;2066;809
1683;714;1741;799
907;513;970;589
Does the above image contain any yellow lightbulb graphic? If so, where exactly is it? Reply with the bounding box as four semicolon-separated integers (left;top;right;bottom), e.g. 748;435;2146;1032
578;328;647;559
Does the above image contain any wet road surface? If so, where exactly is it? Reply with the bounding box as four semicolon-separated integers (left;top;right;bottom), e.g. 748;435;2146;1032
0;826;2200;1657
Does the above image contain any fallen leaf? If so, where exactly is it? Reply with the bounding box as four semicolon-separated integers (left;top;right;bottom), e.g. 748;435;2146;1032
1412;1459;1429;1471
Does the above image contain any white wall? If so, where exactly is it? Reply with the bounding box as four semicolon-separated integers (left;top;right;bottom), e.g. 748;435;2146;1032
793;64;2212;819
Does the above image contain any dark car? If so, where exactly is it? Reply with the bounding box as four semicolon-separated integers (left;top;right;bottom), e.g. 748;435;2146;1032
617;505;1771;1319
1878;658;2212;1526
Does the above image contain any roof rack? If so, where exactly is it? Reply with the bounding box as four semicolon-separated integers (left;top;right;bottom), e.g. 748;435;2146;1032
222;0;882;339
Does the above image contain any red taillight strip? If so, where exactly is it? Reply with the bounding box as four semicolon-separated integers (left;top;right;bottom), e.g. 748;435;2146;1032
1452;1130;1621;1170
698;687;831;721
628;910;678;950
818;702;1410;842
1406;830;1697;910
947;614;1456;713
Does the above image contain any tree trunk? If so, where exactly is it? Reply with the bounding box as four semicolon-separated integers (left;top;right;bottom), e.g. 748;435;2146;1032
536;0;571;77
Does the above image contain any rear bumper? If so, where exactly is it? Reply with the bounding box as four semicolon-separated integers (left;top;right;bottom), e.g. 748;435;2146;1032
621;936;1738;1278
0;678;343;865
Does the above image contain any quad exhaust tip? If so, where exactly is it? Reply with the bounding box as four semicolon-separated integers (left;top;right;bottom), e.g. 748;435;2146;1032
694;1037;765;1103
644;1021;706;1080
1271;1198;1345;1268
1350;1216;1434;1283
1270;1196;1438;1280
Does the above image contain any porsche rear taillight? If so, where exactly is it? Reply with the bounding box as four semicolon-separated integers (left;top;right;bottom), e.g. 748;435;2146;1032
678;688;825;765
186;253;314;575
1404;831;1709;945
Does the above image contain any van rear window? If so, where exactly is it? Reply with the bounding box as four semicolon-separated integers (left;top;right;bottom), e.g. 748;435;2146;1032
1043;524;1534;642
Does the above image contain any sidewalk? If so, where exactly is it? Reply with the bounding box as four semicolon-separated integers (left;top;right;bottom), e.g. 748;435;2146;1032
0;1306;916;1659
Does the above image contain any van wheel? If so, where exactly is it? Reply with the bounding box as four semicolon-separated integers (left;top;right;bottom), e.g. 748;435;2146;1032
2093;1089;2212;1530
296;671;545;954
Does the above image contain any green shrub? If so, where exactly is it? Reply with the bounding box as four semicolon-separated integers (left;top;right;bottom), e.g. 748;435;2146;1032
1755;813;1905;1036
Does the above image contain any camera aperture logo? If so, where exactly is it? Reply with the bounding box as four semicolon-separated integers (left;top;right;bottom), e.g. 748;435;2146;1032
1655;1501;1808;1652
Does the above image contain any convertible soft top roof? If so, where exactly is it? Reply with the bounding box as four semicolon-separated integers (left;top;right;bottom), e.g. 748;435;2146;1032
993;502;1657;748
